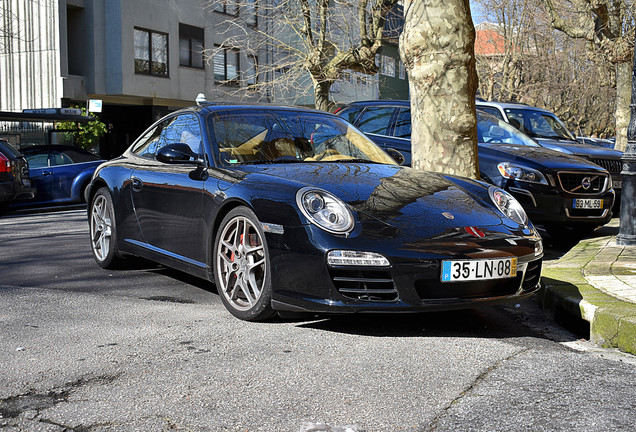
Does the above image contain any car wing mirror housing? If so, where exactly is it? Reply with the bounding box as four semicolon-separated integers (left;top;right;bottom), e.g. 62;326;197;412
385;148;405;166
156;143;205;166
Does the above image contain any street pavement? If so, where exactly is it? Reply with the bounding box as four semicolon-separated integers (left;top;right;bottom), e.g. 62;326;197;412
542;219;636;355
1;209;635;431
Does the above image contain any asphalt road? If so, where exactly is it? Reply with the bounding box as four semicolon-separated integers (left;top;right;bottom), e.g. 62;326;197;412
1;209;635;431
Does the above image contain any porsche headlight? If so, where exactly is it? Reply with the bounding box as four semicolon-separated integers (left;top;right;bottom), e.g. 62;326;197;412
489;186;528;226
296;187;354;234
497;162;548;185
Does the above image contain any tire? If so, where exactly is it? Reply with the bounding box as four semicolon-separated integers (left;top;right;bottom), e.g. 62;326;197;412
213;207;275;321
80;182;91;203
89;187;124;268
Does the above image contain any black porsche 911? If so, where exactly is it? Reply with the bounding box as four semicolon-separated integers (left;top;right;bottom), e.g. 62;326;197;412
87;104;543;321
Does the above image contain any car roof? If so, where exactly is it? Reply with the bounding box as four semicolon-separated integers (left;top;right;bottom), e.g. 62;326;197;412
475;101;553;114
192;103;329;116
20;145;97;155
339;100;409;108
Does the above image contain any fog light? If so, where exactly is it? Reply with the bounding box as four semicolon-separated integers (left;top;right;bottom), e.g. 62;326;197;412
327;250;390;267
535;240;543;257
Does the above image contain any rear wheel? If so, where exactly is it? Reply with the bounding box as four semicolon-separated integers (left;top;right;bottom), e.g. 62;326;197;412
90;187;124;268
213;207;275;321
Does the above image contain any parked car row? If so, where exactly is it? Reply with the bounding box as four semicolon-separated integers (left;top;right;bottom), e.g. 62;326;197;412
2;99;619;322
334;100;620;244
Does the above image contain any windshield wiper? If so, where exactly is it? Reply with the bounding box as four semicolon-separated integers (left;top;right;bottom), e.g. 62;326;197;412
240;159;306;165
333;158;381;164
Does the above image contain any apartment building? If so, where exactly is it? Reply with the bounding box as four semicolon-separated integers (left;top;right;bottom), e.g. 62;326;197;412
0;0;402;157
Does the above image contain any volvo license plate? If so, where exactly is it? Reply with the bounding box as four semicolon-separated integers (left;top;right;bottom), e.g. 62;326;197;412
573;199;602;209
441;257;517;282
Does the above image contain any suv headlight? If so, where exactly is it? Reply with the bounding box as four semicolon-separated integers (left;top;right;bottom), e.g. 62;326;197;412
296;187;354;234
497;162;548;185
489;186;528;226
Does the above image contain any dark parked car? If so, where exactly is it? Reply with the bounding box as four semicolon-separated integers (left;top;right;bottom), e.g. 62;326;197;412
335;100;615;242
15;145;105;207
0;139;35;212
475;101;623;190
87;104;543;321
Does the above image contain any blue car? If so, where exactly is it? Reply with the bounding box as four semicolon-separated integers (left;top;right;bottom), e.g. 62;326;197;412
335;100;615;243
16;145;105;207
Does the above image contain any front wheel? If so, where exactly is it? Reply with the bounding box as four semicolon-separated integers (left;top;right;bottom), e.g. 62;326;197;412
213;207;275;321
90;187;124;268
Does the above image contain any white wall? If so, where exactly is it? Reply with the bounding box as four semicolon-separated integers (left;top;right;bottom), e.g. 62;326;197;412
0;0;63;110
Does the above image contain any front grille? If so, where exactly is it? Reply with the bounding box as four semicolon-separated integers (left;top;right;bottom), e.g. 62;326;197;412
415;275;522;300
590;158;621;174
567;208;607;217
522;260;542;291
557;172;607;194
330;268;398;301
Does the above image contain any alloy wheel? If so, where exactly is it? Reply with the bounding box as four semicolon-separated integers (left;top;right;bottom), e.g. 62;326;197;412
216;215;267;311
91;194;113;262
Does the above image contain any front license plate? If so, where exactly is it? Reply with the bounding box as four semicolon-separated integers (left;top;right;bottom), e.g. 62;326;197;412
441;257;517;282
573;199;602;209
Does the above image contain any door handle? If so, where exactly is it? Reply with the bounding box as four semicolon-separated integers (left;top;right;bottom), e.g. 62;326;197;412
131;176;143;192
42;171;53;176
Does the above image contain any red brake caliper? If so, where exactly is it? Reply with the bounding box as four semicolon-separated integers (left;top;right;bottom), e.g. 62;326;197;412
230;234;245;262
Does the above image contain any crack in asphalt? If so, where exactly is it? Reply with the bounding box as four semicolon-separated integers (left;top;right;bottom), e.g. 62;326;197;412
0;373;120;426
425;347;531;431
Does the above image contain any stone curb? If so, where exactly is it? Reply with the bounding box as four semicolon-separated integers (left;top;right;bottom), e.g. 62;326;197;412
539;233;636;355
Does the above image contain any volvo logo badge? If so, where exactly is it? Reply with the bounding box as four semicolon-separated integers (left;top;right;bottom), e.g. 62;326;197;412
581;177;592;190
442;212;455;220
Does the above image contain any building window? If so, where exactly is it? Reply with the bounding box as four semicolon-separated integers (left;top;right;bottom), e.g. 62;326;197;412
245;54;257;86
134;28;168;76
381;55;395;77
245;0;257;26
179;24;204;69
213;0;238;16
214;46;240;85
399;61;405;80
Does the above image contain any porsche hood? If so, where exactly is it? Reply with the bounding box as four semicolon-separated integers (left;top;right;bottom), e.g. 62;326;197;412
238;163;507;234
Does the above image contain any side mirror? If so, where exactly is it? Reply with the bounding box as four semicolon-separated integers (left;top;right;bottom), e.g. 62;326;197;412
156;143;205;165
385;148;405;166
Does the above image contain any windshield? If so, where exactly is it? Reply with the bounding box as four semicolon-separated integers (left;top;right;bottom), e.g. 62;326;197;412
504;108;575;141
207;110;397;165
477;111;540;147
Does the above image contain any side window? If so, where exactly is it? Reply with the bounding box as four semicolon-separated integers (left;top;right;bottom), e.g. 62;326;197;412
479;107;504;120
131;124;163;159
393;108;411;139
26;153;50;168
159;114;203;155
355;107;395;135
50;151;74;166
337;107;364;125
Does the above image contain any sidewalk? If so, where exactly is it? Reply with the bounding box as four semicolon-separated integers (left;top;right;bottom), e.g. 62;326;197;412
540;219;636;355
